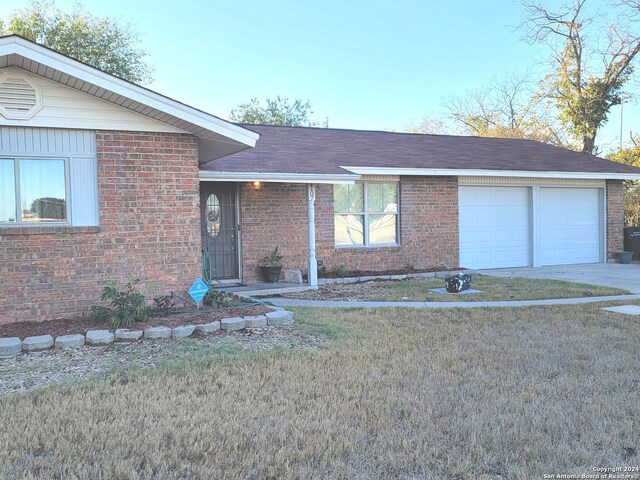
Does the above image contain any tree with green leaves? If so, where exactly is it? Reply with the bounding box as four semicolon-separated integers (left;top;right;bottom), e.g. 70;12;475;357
0;1;153;84
229;96;327;127
521;0;640;154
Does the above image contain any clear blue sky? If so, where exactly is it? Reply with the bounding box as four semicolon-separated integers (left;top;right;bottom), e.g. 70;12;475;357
1;0;637;153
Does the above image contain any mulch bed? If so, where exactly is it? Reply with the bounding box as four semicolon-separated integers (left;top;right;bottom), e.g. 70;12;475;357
0;304;274;339
311;266;464;279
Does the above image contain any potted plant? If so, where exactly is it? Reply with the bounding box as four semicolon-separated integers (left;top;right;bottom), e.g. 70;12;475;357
259;245;284;283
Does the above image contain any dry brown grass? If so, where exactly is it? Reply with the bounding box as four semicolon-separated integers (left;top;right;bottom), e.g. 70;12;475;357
277;275;630;302
1;303;639;479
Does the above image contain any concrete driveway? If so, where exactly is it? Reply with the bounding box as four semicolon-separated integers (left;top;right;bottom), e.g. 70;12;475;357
479;263;640;294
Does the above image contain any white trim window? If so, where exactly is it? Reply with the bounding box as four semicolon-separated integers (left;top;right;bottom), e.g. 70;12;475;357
0;127;99;228
1;157;68;224
334;181;399;247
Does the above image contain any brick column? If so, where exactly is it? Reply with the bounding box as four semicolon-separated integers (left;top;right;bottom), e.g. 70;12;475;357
606;179;624;261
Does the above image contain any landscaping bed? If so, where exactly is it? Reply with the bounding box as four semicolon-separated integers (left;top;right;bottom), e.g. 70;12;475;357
0;304;273;339
266;275;631;302
0;322;323;397
310;266;462;280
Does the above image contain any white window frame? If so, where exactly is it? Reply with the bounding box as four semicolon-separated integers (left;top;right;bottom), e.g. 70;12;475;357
0;156;71;226
334;180;400;248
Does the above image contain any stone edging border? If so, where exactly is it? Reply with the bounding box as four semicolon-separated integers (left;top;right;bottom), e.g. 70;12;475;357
0;309;294;359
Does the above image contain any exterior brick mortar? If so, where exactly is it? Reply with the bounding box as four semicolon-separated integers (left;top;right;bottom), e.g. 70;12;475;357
239;177;459;282
0;131;201;324
606;179;624;261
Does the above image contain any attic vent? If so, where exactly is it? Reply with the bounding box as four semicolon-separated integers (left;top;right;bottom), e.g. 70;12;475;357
0;74;42;120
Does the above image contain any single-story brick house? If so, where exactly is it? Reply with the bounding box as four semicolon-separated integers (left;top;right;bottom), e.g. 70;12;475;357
2;35;640;323
201;125;640;284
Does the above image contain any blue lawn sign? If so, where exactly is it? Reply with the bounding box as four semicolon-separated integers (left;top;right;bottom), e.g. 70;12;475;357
188;278;209;305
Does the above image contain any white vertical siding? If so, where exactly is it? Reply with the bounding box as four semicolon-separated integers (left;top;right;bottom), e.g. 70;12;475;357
0;126;95;156
458;176;605;187
69;156;99;226
0;126;98;226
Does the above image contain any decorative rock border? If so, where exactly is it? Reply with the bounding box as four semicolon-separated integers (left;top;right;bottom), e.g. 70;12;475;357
221;317;246;331
172;325;195;338
0;337;22;358
266;310;294;326
55;334;85;350
22;335;54;352
86;330;114;346
144;326;171;340
115;329;143;342
0;309;294;357
196;321;220;333
244;315;268;328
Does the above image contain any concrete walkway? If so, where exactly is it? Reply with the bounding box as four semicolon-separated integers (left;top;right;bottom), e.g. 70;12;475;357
268;294;640;309
479;263;640;294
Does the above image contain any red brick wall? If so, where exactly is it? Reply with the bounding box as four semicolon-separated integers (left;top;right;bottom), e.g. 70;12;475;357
239;177;459;282
0;131;201;324
239;183;310;282
606;179;624;260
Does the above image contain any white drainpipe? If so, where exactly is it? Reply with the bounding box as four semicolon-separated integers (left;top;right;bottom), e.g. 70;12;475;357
308;184;318;287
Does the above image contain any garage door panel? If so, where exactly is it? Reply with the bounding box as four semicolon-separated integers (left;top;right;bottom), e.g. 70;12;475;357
459;186;530;269
538;188;601;266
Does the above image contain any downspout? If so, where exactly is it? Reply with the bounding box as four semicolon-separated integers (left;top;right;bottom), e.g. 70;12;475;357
308;184;318;287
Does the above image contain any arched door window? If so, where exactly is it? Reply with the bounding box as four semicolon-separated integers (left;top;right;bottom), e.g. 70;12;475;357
205;194;221;238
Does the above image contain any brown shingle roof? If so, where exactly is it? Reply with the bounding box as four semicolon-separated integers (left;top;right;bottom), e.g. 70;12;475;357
201;124;640;176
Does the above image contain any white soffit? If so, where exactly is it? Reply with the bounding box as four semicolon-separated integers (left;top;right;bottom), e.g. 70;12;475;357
0;36;259;160
341;166;640;181
199;171;360;184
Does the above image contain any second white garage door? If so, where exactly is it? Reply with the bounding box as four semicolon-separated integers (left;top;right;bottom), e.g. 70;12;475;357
459;184;603;269
538;187;601;266
459;186;531;269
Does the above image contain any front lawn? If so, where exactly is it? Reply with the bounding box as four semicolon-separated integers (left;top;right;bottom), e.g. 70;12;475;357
1;303;638;478
274;274;630;302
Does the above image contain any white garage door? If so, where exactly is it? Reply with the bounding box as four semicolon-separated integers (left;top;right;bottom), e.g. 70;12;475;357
538;188;601;266
459;186;531;269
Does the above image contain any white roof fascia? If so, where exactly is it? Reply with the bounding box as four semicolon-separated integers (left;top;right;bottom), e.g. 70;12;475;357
199;171;360;184
0;36;258;147
340;166;640;181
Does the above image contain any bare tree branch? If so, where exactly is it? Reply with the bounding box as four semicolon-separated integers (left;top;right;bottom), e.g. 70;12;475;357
520;0;640;153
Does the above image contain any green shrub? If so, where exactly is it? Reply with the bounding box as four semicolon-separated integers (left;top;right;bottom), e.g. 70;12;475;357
204;289;234;309
331;265;349;278
89;279;149;328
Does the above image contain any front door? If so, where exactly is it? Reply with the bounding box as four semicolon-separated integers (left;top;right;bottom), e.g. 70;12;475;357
200;183;239;279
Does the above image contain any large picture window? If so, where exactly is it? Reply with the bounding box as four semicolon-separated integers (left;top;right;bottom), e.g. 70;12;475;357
334;181;398;246
0;158;67;224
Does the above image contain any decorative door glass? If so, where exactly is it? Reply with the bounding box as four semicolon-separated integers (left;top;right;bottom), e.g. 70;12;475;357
205;194;221;238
